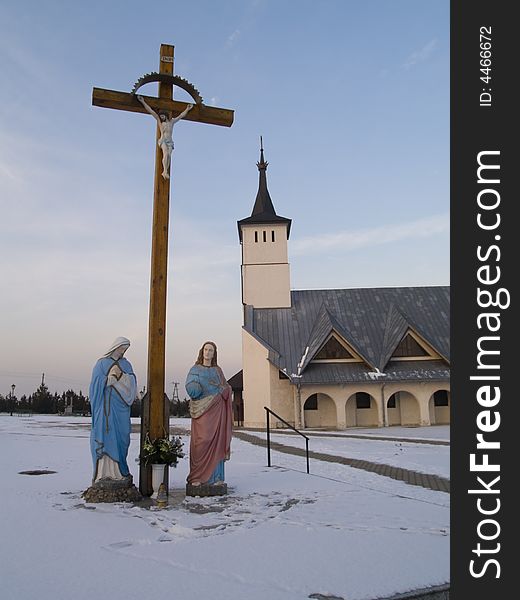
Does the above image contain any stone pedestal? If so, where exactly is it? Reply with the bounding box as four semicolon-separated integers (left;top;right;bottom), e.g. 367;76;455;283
82;475;142;503
186;482;227;497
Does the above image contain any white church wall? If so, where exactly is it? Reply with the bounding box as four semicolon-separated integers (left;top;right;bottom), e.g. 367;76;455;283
399;391;421;426
242;330;272;428
303;393;337;428
241;377;451;430
241;224;289;264
269;363;294;427
242;264;291;308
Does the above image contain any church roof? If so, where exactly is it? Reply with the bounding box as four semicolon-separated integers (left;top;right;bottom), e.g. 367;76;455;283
298;304;376;372
243;286;450;385
227;370;243;390
237;141;292;241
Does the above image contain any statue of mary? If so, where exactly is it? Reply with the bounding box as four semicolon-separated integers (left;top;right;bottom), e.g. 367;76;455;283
89;337;137;483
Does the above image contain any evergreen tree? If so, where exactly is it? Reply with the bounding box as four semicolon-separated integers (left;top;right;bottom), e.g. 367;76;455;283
130;398;141;418
171;397;190;417
18;394;31;413
32;382;53;414
76;391;90;415
54;392;63;414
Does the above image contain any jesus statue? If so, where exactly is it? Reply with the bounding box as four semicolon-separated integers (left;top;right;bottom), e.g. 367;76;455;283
137;95;193;179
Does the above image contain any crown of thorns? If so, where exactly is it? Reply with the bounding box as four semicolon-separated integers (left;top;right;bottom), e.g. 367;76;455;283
131;72;203;105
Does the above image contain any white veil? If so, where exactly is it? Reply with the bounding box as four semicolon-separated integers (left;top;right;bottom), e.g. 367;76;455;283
103;336;131;358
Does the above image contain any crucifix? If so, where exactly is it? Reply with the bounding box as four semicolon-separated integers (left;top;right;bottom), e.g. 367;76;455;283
92;44;234;495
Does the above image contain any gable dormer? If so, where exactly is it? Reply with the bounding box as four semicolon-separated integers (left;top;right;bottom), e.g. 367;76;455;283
298;302;377;373
389;330;441;361
312;332;364;363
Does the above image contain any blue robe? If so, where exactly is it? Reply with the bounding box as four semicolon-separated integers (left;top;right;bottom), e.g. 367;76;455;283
186;364;223;399
89;356;136;479
186;364;231;484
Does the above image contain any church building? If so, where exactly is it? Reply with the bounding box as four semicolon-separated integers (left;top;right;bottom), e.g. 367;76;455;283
235;146;450;430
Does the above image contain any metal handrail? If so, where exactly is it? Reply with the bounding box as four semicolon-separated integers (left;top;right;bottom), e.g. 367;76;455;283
264;406;310;474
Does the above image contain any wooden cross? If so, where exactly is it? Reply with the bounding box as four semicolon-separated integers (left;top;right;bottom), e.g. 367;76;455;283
92;44;234;495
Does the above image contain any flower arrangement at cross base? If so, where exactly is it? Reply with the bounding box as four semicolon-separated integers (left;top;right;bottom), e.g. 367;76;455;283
137;433;185;467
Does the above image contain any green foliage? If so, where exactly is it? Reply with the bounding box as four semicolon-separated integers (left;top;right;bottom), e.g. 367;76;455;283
170;397;190;417
137;434;184;467
32;383;53;414
1;384;91;415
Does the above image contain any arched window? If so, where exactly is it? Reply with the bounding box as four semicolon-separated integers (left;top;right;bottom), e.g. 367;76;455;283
304;394;318;410
387;392;400;408
356;392;371;409
433;390;449;406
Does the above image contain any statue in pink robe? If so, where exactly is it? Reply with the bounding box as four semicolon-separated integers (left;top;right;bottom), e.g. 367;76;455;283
185;341;232;487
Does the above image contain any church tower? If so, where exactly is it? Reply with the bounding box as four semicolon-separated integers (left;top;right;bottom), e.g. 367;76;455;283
237;140;292;308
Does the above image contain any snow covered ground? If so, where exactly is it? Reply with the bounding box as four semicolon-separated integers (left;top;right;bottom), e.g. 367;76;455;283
305;425;450;442
245;429;450;478
0;415;449;600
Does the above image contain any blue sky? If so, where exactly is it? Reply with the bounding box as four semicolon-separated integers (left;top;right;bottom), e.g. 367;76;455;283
0;0;449;398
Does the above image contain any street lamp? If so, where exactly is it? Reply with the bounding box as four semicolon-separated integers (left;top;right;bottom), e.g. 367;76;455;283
10;384;16;416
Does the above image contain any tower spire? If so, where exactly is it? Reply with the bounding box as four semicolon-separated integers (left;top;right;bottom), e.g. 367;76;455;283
252;136;275;215
237;139;292;241
258;135;267;170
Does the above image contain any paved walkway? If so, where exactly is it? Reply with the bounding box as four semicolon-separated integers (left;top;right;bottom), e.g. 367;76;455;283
233;430;450;494
239;427;449;446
